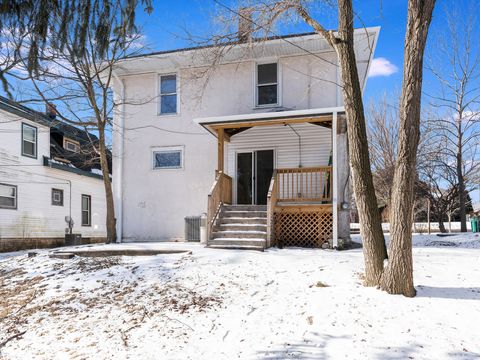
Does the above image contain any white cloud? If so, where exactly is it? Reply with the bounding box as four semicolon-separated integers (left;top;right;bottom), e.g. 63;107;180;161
368;57;399;77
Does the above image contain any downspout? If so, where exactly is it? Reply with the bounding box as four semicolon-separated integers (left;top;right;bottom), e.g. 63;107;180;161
112;72;125;243
332;112;338;249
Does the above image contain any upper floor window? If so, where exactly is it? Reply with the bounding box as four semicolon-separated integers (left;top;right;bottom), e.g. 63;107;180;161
159;74;177;114
0;183;17;209
22;123;37;158
64;138;80;152
256;63;278;106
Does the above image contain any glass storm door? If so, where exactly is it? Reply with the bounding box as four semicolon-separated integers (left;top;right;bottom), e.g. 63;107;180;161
236;150;274;205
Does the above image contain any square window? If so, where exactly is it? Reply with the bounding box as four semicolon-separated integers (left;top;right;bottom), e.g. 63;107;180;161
153;147;183;169
160;95;177;114
52;188;64;206
22;123;37;158
0;183;17;209
258;85;278;105
160;74;177;114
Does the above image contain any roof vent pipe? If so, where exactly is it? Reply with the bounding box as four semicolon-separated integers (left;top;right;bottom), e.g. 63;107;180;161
238;7;253;43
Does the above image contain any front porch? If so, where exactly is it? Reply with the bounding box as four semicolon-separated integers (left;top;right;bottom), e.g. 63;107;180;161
196;108;347;249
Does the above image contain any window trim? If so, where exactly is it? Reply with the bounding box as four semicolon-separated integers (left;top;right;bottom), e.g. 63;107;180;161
0;183;17;210
63;137;80;153
152;145;184;170
158;73;179;116
81;194;91;227
255;61;280;108
51;188;64;207
21;122;38;159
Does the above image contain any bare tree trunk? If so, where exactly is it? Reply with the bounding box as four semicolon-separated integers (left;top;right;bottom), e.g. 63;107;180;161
457;131;467;232
437;213;446;233
334;0;387;285
98;125;116;243
380;0;436;297
297;0;387;285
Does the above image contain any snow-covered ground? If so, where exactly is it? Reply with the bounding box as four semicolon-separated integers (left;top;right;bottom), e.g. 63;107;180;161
1;234;479;359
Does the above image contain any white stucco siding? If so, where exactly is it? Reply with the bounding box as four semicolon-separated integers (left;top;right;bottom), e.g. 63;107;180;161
121;131;216;241
280;53;339;109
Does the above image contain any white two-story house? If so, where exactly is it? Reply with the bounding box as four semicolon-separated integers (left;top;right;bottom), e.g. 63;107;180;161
112;26;379;250
0;97;108;251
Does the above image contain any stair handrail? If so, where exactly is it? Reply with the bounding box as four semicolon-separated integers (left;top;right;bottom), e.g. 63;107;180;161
207;171;232;242
266;170;278;247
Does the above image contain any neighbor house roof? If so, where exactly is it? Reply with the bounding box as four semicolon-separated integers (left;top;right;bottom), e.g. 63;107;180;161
0;96;111;175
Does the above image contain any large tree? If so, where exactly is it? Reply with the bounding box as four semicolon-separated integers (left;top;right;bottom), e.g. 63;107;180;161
9;1;147;243
379;0;436;296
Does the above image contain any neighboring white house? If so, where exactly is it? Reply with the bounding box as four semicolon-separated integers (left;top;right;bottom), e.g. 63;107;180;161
0;97;107;251
112;26;379;249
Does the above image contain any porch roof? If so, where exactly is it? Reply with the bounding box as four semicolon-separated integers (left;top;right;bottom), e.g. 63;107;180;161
194;107;345;138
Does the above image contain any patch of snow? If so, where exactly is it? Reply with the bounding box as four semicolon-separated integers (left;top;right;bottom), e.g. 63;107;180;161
0;236;479;359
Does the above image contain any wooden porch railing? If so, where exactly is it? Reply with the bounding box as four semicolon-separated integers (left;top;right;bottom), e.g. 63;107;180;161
276;166;332;203
266;171;278;247
207;171;232;240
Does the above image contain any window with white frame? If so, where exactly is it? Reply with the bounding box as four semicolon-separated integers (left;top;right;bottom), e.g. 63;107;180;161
81;194;91;226
0;183;17;209
153;146;183;169
52;188;64;206
256;63;278;106
22;123;37;158
64;138;80;152
159;74;177;114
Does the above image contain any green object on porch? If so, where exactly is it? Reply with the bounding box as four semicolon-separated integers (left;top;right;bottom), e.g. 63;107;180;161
471;217;478;233
322;150;332;203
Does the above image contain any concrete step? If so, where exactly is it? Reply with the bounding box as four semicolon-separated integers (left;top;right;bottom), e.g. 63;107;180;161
211;230;267;239
222;210;267;218
223;205;267;211
218;217;267;225
219;223;267;232
209;238;266;247
207;244;265;251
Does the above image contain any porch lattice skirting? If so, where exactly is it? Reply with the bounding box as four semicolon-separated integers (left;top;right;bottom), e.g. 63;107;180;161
273;209;333;248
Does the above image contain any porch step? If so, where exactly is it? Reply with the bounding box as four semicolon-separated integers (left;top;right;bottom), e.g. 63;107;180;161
211;230;267;239
219;217;267;225
223;205;267;211
219;223;267;232
222;210;267;218
208;204;268;251
208;238;266;247
207;244;265;251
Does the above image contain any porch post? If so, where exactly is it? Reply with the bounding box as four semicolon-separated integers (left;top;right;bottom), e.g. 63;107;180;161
332;112;339;248
217;128;225;172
